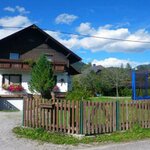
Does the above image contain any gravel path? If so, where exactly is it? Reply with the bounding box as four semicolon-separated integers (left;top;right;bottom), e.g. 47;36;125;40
0;112;77;150
0;112;150;150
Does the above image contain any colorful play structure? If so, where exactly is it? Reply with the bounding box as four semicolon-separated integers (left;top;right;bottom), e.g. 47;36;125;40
132;70;150;100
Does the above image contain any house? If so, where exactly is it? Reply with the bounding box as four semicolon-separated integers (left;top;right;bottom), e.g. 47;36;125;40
82;64;104;75
0;24;81;110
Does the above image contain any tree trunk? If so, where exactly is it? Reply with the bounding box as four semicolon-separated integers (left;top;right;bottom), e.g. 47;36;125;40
116;84;119;97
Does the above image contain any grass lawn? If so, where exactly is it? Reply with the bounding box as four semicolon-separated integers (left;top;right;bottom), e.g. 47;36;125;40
13;125;150;145
90;96;132;102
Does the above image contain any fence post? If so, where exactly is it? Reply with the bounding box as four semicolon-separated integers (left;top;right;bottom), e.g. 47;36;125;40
79;100;84;134
22;96;26;126
116;100;120;131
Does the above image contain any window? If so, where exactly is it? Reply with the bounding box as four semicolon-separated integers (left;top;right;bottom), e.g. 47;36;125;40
45;54;53;62
10;53;19;60
2;74;22;85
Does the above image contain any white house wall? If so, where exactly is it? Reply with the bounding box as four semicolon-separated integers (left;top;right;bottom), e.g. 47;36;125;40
55;72;72;92
0;70;72;95
56;72;68;92
0;70;31;95
22;73;31;93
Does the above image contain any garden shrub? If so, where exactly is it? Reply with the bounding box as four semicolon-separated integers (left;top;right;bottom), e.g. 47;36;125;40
66;89;91;100
119;87;132;96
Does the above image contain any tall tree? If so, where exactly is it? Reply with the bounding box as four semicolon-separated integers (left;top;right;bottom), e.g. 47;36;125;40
126;63;132;70
100;67;129;97
29;55;55;98
72;64;102;97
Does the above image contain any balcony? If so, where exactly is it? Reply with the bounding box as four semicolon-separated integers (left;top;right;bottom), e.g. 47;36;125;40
0;59;30;71
0;59;66;72
53;62;66;72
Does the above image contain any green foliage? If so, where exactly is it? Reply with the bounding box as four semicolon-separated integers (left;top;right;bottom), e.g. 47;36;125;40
13;125;150;145
13;127;79;145
100;67;130;97
23;59;36;67
66;89;91;100
73;70;102;97
29;55;55;98
119;88;132;96
89;96;132;103
72;63;132;97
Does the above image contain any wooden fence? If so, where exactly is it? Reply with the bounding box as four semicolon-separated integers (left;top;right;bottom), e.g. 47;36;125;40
23;97;150;135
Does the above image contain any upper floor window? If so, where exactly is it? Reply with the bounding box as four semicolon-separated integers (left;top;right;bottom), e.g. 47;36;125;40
10;53;19;60
45;54;53;62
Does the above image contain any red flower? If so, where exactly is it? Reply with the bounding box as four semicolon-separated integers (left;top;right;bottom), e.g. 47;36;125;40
53;85;60;92
3;84;24;92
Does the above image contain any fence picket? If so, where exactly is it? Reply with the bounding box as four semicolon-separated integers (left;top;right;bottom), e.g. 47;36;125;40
64;100;67;133
95;102;98;134
112;101;116;132
71;101;75;134
23;98;26;126
49;100;52;131
109;102;112;132
83;101;86;134
68;100;71;133
88;101;91;135
76;101;79;134
56;99;59;132
26;98;29;127
60;100;63;132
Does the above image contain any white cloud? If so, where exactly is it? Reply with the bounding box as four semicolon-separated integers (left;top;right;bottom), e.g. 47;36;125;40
76;22;95;34
0;15;31;27
92;57;149;68
0;28;19;39
0;15;32;39
3;6;30;14
4;7;15;12
16;6;30;14
55;13;78;24
51;22;150;53
45;30;62;40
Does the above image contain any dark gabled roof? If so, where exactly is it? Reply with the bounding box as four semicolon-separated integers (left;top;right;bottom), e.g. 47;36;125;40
0;24;81;64
83;64;104;74
68;65;81;75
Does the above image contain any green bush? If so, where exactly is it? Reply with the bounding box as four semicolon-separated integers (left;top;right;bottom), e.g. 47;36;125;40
119;87;132;96
66;89;91;100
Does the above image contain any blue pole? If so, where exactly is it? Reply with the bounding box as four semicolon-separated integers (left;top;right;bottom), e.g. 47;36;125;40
132;70;136;100
145;72;148;97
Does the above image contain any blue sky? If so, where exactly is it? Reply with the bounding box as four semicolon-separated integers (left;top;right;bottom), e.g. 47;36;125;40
0;0;150;67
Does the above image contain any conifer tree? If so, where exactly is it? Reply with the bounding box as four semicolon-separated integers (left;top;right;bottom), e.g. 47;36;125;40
29;55;55;98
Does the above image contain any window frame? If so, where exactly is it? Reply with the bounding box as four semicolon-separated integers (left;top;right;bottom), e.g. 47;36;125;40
45;53;53;62
9;53;20;60
2;74;22;85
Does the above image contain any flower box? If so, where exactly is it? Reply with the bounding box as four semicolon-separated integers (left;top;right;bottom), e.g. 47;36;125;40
2;84;24;92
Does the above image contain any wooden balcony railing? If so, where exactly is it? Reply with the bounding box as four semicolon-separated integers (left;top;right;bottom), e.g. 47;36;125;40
0;59;66;72
53;62;66;72
0;59;30;70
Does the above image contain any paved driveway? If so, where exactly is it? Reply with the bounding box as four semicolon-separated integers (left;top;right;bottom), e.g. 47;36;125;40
0;112;150;150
